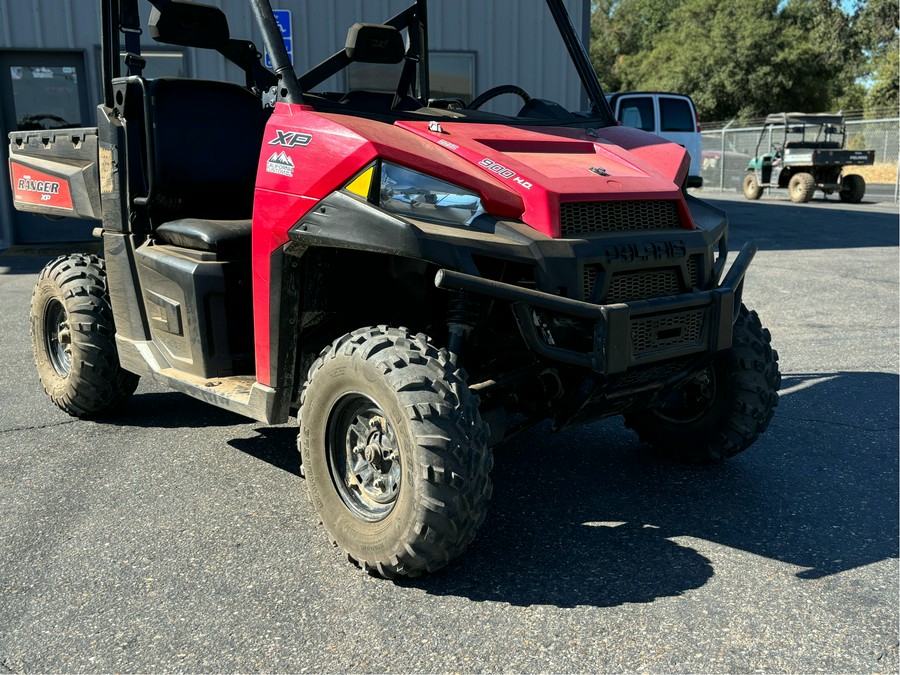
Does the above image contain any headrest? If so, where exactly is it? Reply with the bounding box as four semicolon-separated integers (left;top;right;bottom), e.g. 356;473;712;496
344;23;405;64
149;1;230;50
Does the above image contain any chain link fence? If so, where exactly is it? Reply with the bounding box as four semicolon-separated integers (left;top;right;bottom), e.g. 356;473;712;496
699;111;899;201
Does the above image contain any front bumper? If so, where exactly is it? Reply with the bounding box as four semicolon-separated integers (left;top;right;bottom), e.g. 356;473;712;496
435;242;757;376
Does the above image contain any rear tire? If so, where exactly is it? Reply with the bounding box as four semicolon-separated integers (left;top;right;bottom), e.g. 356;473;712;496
30;254;139;417
788;172;816;203
298;326;492;578
742;173;763;200
624;305;780;463
839;174;866;203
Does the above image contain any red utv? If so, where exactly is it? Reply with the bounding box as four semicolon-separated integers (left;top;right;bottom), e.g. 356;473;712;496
9;0;779;577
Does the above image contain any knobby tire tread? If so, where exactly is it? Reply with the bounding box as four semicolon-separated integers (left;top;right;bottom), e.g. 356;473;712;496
624;305;780;463
298;325;492;578
31;254;139;417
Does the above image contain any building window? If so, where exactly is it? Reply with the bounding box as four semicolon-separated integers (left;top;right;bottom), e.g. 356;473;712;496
8;65;83;130
346;61;402;94
119;50;187;79
428;52;475;104
346;51;476;103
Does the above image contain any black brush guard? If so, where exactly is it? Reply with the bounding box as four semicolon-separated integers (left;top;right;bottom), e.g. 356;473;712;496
435;242;757;376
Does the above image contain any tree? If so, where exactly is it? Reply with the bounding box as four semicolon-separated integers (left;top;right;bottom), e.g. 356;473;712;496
590;0;683;92
613;0;794;119
777;0;859;112
590;0;886;120
853;0;900;109
589;0;621;92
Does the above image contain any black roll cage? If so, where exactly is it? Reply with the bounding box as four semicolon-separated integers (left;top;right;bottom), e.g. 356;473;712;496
101;0;614;124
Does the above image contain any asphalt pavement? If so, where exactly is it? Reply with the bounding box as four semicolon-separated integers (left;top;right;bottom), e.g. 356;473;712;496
0;192;897;673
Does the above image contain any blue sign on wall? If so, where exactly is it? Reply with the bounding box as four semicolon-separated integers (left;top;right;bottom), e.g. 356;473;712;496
265;10;293;68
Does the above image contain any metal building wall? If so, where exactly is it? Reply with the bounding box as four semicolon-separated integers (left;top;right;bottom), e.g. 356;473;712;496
0;0;589;112
0;2;104;109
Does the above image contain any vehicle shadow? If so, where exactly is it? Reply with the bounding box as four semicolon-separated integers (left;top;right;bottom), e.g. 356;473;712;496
99;391;303;475
227;426;301;477
0;256;54;276
0;244;101;275
101;391;251;428
403;370;898;607
95;370;898;609
704;197;899;251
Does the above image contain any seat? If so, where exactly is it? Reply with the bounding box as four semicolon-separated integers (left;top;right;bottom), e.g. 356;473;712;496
155;218;251;260
142;78;268;250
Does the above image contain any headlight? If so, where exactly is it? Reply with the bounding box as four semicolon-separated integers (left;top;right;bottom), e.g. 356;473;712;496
380;163;484;226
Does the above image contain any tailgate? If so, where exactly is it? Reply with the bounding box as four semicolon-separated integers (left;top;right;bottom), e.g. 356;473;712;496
8;127;102;220
809;149;876;167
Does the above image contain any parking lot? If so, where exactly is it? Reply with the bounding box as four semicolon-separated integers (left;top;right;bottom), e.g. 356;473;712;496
0;191;897;673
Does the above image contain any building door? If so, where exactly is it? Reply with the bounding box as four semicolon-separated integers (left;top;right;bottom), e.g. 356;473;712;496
0;51;95;246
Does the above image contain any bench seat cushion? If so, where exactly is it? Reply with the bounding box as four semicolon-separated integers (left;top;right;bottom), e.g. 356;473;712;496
155;218;251;259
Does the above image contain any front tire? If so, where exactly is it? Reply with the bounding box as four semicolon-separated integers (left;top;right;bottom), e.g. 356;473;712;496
839;174;866;203
788;172;816;203
298;326;492;578
30;254;139;417
742;173;763;200
624;305;780;463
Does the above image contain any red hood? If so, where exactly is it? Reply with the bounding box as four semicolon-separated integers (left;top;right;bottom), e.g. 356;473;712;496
395;121;692;237
316;113;691;238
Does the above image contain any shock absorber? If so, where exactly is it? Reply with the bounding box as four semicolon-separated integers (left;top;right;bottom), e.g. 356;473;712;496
446;292;480;365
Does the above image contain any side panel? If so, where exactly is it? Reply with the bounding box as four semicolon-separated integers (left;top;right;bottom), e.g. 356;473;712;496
251;103;377;386
9;162;74;212
8;127;100;219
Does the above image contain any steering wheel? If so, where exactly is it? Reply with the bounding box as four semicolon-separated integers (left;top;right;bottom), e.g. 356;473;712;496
467;84;531;110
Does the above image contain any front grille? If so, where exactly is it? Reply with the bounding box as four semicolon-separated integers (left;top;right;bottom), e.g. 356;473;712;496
583;256;701;303
631;309;706;356
561;200;681;236
583;266;598;301
608;269;681;303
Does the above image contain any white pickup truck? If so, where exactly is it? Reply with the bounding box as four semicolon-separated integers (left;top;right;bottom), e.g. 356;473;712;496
606;91;704;188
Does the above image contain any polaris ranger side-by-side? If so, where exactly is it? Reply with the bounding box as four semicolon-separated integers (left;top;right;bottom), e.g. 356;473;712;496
10;0;779;578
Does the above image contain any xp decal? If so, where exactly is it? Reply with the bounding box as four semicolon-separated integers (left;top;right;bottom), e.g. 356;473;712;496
10;163;73;210
268;130;313;148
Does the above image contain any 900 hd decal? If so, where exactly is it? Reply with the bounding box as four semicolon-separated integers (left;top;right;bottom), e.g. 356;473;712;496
478;158;533;190
268;130;312;148
10;163;73;210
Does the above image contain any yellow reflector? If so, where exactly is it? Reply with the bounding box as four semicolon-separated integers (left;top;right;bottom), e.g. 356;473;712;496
345;167;374;199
